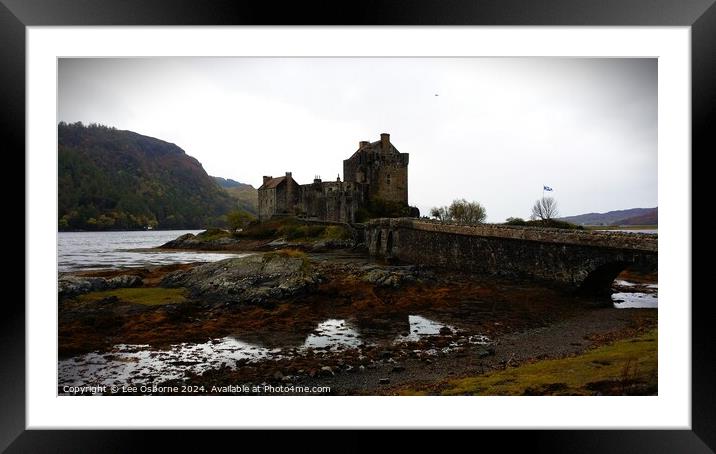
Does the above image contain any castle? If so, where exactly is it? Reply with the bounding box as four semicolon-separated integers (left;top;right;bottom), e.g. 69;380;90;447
258;133;409;223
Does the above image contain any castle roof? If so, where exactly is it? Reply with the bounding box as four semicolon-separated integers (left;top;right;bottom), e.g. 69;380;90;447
259;176;286;190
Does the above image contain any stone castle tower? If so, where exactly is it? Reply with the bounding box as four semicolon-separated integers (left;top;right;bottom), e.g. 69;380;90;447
258;133;409;223
343;133;409;205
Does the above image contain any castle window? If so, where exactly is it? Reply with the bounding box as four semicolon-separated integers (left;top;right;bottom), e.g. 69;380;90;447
387;173;391;184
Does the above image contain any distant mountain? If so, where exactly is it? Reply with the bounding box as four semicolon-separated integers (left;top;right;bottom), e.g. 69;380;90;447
212;176;258;215
58;122;237;230
213;176;249;189
559;207;657;226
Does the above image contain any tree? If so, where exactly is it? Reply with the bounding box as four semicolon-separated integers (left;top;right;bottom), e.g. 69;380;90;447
531;196;559;221
430;200;487;224
227;209;255;231
449;199;487;224
430;206;449;222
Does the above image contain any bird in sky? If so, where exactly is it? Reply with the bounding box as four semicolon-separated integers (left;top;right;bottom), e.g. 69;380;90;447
434;94;439;96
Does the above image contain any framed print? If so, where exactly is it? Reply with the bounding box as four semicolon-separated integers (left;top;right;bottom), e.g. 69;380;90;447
4;0;714;450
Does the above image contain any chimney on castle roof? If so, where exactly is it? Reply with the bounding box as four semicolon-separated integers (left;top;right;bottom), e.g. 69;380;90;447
263;175;273;185
359;141;369;149
380;133;390;152
285;172;292;179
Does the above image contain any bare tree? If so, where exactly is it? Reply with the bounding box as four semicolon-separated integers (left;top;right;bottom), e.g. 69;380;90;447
531;196;559;220
430;206;449;223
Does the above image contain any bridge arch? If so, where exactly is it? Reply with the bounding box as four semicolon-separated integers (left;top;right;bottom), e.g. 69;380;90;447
375;230;382;254
578;261;631;296
386;230;394;256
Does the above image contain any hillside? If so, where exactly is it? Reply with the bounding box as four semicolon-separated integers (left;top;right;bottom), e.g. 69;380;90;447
58;122;236;230
559;207;657;226
212;176;258;215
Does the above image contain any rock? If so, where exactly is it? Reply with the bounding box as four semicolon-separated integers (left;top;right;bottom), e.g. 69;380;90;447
320;366;334;377
266;238;290;248
477;345;496;358
158;230;242;250
379;378;390;385
361;269;403;288
58;275;107;298
358;365;366;372
273;371;284;380
160;253;323;304
311;239;355;252
107;274;143;289
392;365;405;373
58;273;143;298
380;350;393;359
159;233;195;248
439;326;453;336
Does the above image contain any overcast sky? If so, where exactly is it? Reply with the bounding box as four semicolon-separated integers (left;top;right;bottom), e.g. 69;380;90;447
58;57;656;222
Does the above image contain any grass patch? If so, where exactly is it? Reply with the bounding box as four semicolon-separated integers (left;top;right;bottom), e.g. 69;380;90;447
237;217;299;239
283;224;326;240
322;225;351;240
237;217;351;241
77;287;188;306
439;329;657;396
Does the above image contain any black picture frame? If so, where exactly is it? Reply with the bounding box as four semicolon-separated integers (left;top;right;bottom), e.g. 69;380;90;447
4;0;712;450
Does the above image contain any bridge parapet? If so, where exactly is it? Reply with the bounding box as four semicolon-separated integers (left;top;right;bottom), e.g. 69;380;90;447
366;218;657;295
367;218;656;252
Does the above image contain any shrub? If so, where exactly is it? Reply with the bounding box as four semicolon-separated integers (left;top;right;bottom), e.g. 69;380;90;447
528;219;583;230
505;217;528;226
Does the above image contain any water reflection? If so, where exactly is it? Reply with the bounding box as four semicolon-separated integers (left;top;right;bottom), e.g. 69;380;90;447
612;292;658;309
59;314;490;389
58;337;280;388
397;315;451;343
611;279;658;309
302;319;362;350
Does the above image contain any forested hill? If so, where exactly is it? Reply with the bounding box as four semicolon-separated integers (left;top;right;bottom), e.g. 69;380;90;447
212;176;258;215
58;122;236;230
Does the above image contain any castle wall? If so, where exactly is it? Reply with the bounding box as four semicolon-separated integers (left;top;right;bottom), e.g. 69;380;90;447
372;155;408;204
258;177;300;221
258;188;276;222
297;181;366;223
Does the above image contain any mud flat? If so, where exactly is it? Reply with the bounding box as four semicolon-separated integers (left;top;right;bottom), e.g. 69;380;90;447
58;245;657;396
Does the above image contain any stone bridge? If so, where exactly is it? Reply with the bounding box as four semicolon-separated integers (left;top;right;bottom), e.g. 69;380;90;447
366;218;657;295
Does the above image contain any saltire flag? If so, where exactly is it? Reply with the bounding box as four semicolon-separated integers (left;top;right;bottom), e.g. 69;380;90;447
543;185;553;191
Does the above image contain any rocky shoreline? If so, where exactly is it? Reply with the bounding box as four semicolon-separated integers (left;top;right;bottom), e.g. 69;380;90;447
58;230;658;396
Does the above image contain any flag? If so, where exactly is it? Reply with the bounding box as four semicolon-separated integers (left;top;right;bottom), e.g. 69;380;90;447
543;185;553;191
